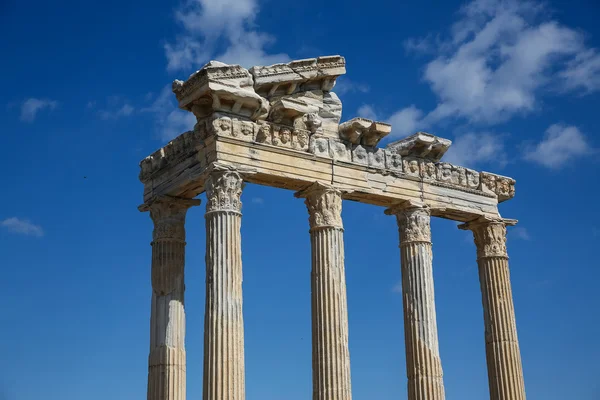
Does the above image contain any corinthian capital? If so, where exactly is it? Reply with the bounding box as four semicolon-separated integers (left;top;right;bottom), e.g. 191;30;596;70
205;168;245;213
295;181;343;230
386;200;431;243
459;217;517;259
139;196;201;242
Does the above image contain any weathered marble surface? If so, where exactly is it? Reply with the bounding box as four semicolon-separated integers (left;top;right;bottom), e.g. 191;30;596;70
459;218;526;400
386;201;446;400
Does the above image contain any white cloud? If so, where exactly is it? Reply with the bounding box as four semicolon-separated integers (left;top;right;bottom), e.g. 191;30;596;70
394;0;600;130
165;0;289;71
142;86;196;141
356;104;379;121
524;124;591;169
561;49;600;93
392;280;402;294
388;105;425;138
20;98;58;122
443;132;507;168
334;77;370;96
251;197;264;205
1;217;44;237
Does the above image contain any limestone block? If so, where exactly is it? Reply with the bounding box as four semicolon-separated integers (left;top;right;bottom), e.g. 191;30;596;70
361;121;392;147
309;136;330;158
368;148;386;169
352;145;368;166
387;131;452;162
172;61;269;121
250;55;346;97
385;150;403;173
339;118;371;144
329;139;352;162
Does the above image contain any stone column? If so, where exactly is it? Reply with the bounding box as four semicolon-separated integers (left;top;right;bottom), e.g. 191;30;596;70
140;196;200;400
385;201;445;400
459;217;526;400
295;182;352;400
202;168;246;400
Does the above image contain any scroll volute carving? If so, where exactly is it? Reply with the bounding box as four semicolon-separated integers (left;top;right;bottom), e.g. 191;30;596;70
471;222;508;259
459;217;511;259
205;169;245;213
296;182;343;230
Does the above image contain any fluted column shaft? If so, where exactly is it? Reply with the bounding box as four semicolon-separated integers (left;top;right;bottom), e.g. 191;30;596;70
387;203;445;400
460;218;526;400
203;169;246;400
141;196;200;400
296;182;352;400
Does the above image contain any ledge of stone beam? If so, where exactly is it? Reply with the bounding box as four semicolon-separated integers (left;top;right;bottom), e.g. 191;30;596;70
250;56;346;97
339;117;391;146
138;116;516;205
172;61;269;121
386;131;452;162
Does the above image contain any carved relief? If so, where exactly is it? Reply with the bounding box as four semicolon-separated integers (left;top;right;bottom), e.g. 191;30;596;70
296;182;343;229
403;158;420;178
205;170;245;213
352;145;368;166
385;150;402;173
255;123;272;144
466;169;480;189
368;148;385;169
421;161;436;180
393;206;431;243
470;221;508;259
231;120;254;140
480;172;497;195
292;129;310;151
309;136;330;158
280;127;292;145
212;116;232;137
329;139;351;161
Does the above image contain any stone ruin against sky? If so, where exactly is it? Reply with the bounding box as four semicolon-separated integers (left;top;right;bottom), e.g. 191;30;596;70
138;55;526;400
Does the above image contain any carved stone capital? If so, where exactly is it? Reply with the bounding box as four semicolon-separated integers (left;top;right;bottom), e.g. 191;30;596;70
295;182;343;230
386;200;431;243
205;168;245;213
459;217;517;259
139;196;200;242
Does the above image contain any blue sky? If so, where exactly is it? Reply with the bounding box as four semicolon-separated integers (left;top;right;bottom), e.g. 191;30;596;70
1;0;599;399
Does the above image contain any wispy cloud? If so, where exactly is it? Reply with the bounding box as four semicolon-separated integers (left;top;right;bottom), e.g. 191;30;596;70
1;217;44;237
164;0;289;71
20;98;58;122
98;104;135;120
443;132;508;168
142;86;196;141
334;77;370;96
251;197;264;205
392;280;402;294
524;124;592;169
356;104;379;121
382;0;600;138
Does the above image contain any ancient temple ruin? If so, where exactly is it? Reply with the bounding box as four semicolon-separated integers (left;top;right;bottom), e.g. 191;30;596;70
138;56;526;400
